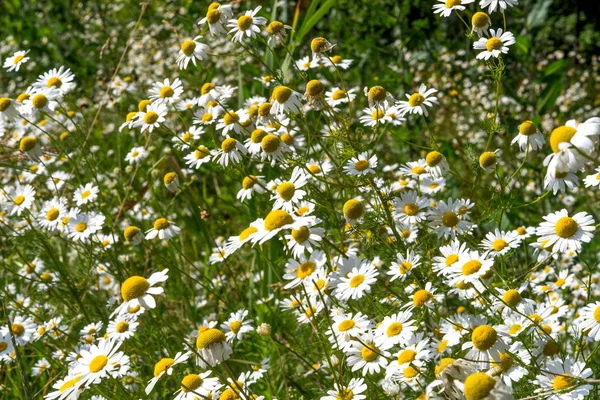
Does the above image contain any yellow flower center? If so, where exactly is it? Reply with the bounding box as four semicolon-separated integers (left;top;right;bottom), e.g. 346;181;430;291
237;15;253;31
181;40;196;56
144;111;158;124
195;146;210;159
267;21;284;35
445;254;459;267
445;0;461;8
45;208;60;221
75;222;87;232
403;203;419;216
264;210;293;231
435;358;455;376
310;37;330;53
306;80;324;96
403;366;420;378
272;86;292;103
332;89;346;100
508;324;522;335
361;344;379;362
277;182;296;201
349;274;365;288
479;152;497;168
89;355;109;373
550;126;577;153
503;289;521;307
472;12;489;28
296;261;316;279
239;226;258;241
120;276;150;301
261;134;281;153
163;172;177;185
335;388;354;400
181;374;203;392
338;320;355;331
555;216;578;238
154;357;175;377
59;376;81;393
206;9;221;24
343;199;364;220
552;374;574;391
13;195;25;206
397;349;416;364
593;306;600;323
230;320;242;334
154;218;170;230
462;260;482;276
471;325;497;351
426;151;443;167
11;324;24;336
160;86;174;98
223;111;239;125
408;93;425;107
492;239;508;252
486;37;503;51
368;86;386;102
372;109;385;120
196;328;226;349
413;289;432;307
354;160;370;171
291;226;310;243
32;94;48;109
221;138;237;153
519;120;537;136
0;98;11;111
331;55;343;64
463;372;496;400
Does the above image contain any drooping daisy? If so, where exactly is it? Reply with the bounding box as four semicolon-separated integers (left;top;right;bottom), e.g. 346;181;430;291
471;11;491;36
458;372;513;400
259;133;291;165
544;169;579;194
174;371;223;400
462;324;508;368
237;175;266;202
198;2;232;36
433;0;474;17
0;97;20;122
111;269;169;317
333;259;379;301
227;6;267;42
135;102;167;133
344;152;377;176
512;120;545;151
424;150;449;178
388;250;421;282
195;328;232;368
145;351;190;394
266;20;292;47
221;309;254;343
397;84;438;117
544;118;600;173
270;86;303;115
212;137;248;167
3;50;30;72
145;218;180;241
346;332;390;376
473;28;516;60
575;302;600;341
536;209;595;253
176;36;209;70
480;0;519;13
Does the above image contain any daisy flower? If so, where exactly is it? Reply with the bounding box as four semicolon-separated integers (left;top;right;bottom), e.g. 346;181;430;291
3;50;30;72
172;127;203;151
212;137;248;167
575;302;600;341
344;152;377;176
459;372;513;400
145;351;190;394
4;184;36;216
393;190;429;224
237;175;266;202
44;374;84;400
374;311;417;349
259;133;292;166
359;106;391;127
328;311;371;351
74;183;99;206
195;328;232;368
428;198;476;239
284;219;325;259
326;54;353;70
544;118;600;173
271;167;308;212
583;167;600;188
473;28;516;60
407;282;443;309
388;250;421;282
512;120;545;151
111;269;169;317
176;36;209;70
0;97;20;122
311;36;335;59
270;86;303;115
266;20;291;47
135;102;167;133
23;87;60;114
333;259;379;301
480;229;521;257
295;56;319;71
184;145;212;169
534;358;592;400
145;218;180;241
433;0;474;17
283;250;327;289
33;66;76;94
471;11;491;36
227;6;267;42
252;209;299;245
325;87;356;108
106;317;139;341
462;324;508;368
216;109;249;136
174;371;222;400
480;0;519;13
346;332;390;376
544;169;579;194
2;315;37;345
73;338;129;387
536;209;595;253
149;78;183;105
198;2;232;36
448;250;494;291
68;212;105;242
386;334;431;380
397;84;439;117
221;309;254;343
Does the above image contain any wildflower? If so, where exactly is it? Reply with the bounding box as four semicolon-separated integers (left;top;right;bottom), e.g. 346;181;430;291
433;0;474;17
221;309;254;342
123;226;144;245
237;175;266;202
4;184;36;216
374;311;417;349
471;11;491;36
284;219;325;259
544;118;600;173
3;50;30;72
198;2;232;36
23;87;60;113
583;166;600;188
459;372;513;400
33;66;76;94
145;351;191;394
184;145;212;169
135;102;167;133
473;29;516;60
195;328;232;368
74;183;99;206
512;120;545;151
388;250;421;282
346;333;390;376
343;199;364;224
325;87;356;107
111;269;169;316
174;371;223;400
424;151;449;178
266;21;291;47
365;85;394;109
536;209;595;253
106;317;139;341
270;86;303;114
213;136;248;167
397;84;438;117
344;152;377;176
283;250;327;289
393;190;429;224
145;218;180;241
479;151;498;172
2;315;37;345
462;324;508;368
480;0;519;13
534;358;592;399
0;97;20;122
68;212;105;242
322;378;367;400
296;56;320;71
163;172;179;193
310;37;335;59
227;6;267;42
428;198;476;239
271;167;308;212
333;258;379;301
480;229;521;257
149;78;183;105
73;338;129;387
326;54;353;70
176;36;209;69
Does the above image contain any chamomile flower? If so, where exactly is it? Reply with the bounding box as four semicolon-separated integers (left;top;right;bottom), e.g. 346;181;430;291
176;37;209;69
388;250;421;282
473;29;516;60
393;190;429;224
2;315;37;345
199;2;232;35
534;358;592;400
4;184;36;216
327;311;371;350
271;86;303;115
44;373;84;400
397;84;439;117
428;198;476;239
359;106;391;127
260;133;291;165
227;6;267;42
145;218;181;241
295;56;319;71
145;351;191;394
73;338;129;387
33;66;76;94
583;167;600;187
74;183;99;206
347;332;390;376
512;120;545;151
536;209;595;253
480;229;521;257
333;259;379;301
283;250;327;289
3;50;30;72
0;97;20;122
326;54;353;70
222;309;254;342
135;102;167;133
575;302;600;341
458;372;513;400
448;250;494;290
433;0;474;17
544;169;579;194
195;328;232;368
266;21;291;47
374;311;417;349
322;378;367;400
106;317;139;341
68;212;105;242
471;11;491;36
462;324;508;368
184;145;212;169
271;167;308;212
344;152;377;176
284;219;325;259
111;269;169;317
237;175;266;201
174;371;222;400
23;87;60;114
325;87;356;107
544;118;600;173
212;137;248;167
149;78;183;105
